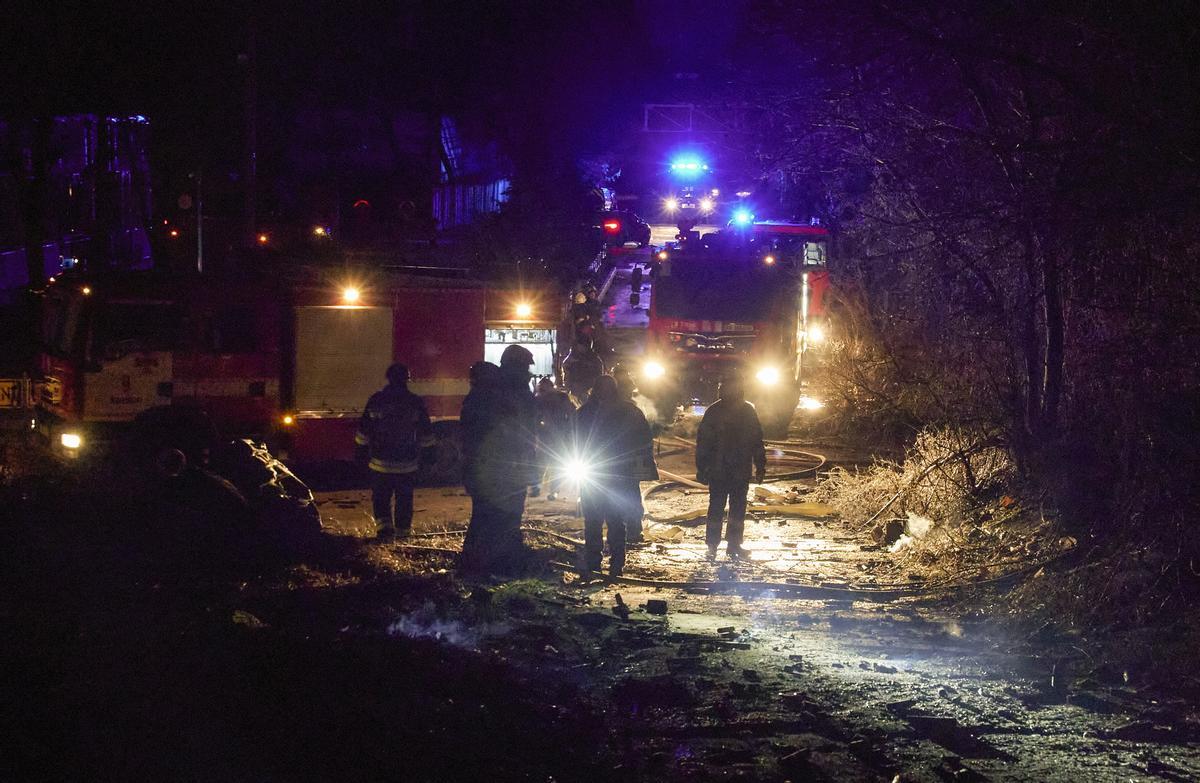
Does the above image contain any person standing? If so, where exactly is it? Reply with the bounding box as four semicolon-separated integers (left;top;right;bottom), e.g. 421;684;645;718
575;375;656;576
532;377;576;500
611;362;652;544
459;346;539;574
355;362;434;540
695;374;766;559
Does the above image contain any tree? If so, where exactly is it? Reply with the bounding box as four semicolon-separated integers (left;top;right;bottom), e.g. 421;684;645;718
742;1;1200;536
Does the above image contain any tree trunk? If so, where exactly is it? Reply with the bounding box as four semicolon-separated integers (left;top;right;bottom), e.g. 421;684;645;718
1041;252;1065;435
1021;236;1043;441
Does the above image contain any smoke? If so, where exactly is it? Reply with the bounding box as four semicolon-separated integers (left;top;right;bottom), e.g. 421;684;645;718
632;392;660;424
387;602;508;649
889;512;936;553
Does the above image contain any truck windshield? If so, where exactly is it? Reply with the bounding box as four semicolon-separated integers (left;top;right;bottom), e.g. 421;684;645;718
94;301;181;359
655;259;787;321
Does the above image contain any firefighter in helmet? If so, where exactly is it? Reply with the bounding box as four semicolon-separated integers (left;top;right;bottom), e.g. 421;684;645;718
355;362;435;540
459;344;539;573
695;373;766;559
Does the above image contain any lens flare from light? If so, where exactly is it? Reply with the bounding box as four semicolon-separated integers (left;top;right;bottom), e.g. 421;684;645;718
807;324;826;343
257;233;270;245
733;208;753;226
764;255;775;265
563;457;592;485
515;302;533;318
665;198;678;212
699;197;714;212
61;432;82;449
281;414;295;426
657;250;668;261
643;361;666;379
342;286;361;304
756;366;781;385
799;396;824;411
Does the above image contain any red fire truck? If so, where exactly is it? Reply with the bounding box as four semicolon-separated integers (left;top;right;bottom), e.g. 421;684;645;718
34;267;559;476
639;221;831;433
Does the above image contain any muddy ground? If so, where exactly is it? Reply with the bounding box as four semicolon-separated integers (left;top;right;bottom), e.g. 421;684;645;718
5;434;1200;782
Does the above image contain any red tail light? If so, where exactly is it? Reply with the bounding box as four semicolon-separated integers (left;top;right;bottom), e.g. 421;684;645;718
603;220;621;233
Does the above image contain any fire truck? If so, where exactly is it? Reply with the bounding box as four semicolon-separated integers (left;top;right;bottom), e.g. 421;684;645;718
34;267;560;478
638;221;831;434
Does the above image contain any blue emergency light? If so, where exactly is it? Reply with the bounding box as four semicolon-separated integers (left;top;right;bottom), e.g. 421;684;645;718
732;208;754;226
669;158;709;177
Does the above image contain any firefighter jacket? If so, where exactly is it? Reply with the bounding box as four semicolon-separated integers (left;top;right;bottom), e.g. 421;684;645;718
355;384;434;474
461;369;539;496
575;398;657;483
535;389;575;441
695;398;767;485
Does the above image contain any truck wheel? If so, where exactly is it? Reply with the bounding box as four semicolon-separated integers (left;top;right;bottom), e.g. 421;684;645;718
419;420;463;485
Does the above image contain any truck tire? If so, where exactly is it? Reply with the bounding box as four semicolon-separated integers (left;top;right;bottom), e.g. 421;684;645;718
419;420;463;486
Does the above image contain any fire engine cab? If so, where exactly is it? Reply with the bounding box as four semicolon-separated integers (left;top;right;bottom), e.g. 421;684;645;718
639;220;831;433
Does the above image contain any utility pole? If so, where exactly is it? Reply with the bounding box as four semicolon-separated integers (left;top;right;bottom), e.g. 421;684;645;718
195;170;204;274
243;23;258;245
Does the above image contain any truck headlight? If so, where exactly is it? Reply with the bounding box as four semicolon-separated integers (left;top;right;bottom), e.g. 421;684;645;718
643;360;666;380
61;432;82;449
756;366;781;386
665;198;678;212
699;197;714;212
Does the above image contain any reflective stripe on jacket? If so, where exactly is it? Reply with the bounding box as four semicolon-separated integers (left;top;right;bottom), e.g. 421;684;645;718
356;384;434;474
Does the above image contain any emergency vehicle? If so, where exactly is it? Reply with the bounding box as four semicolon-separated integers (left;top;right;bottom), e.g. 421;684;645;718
34;267;560;477
639;220;831;433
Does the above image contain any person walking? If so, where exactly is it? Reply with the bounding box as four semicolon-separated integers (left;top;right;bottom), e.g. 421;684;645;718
695;374;766;559
575;375;656;576
355;362;434;540
459;346;539;574
532;377;576;500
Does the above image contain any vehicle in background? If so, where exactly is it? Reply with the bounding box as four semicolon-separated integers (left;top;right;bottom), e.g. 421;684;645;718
33;269;559;481
638;220;831;434
598;210;652;248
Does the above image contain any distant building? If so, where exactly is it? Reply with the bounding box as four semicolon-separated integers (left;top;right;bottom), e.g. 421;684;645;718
431;116;509;232
0;115;153;301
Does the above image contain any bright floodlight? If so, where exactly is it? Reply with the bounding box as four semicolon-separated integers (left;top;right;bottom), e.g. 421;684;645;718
342;286;361;304
799;396;825;411
764;255;775;265
756;366;781;385
657;250;668;261
733;208;753;226
516;302;533;318
643;360;666;379
564;457;592;485
665;198;679;212
699;197;714;212
313;225;329;237
807;324;826;343
61;432;82;449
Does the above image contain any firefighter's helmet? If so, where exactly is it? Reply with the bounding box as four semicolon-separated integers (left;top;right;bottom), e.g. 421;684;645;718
500;344;535;369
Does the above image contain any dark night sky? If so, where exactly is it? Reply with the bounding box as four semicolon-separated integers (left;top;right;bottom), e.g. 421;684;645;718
3;2;748;172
